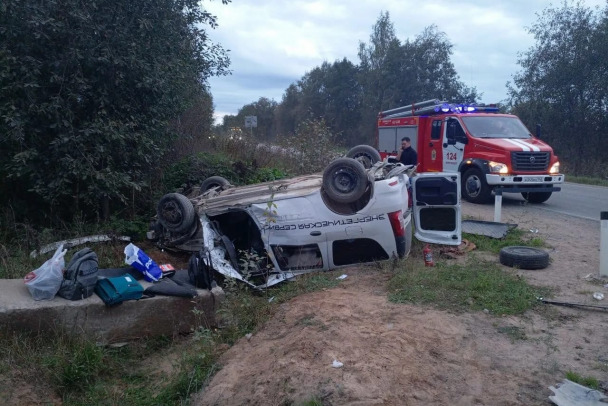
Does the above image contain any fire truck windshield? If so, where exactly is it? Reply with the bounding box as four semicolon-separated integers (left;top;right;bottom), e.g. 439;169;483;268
461;116;531;139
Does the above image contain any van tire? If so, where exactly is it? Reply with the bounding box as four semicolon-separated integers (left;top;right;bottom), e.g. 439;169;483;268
322;158;368;204
346;145;381;169
499;246;549;270
200;176;231;193
462;168;492;204
157;193;196;234
521;191;552;204
220;235;239;271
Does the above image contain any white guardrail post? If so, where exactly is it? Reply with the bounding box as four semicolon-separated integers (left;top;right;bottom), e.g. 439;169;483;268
493;189;503;223
601;211;608;276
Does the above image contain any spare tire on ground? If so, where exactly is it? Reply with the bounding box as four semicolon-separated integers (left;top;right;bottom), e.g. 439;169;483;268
345;145;381;169
322;157;368;204
499;246;549;270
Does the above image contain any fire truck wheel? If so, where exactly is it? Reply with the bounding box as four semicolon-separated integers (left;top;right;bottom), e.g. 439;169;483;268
157;193;196;234
345;145;381;169
200;176;231;192
462;168;493;204
499;246;549;270
322;158;368;204
521;191;552;204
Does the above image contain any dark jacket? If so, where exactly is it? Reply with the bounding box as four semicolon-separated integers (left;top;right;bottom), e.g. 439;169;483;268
399;147;417;166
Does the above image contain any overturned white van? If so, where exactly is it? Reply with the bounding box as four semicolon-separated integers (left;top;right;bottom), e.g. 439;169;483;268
150;146;461;289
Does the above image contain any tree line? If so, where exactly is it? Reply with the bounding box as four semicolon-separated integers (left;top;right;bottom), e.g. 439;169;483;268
218;4;608;178
217;12;477;146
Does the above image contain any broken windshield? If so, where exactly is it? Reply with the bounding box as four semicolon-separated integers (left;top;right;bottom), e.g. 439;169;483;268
461;116;531;139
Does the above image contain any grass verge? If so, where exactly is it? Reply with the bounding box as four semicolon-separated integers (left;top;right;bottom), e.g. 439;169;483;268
388;256;550;315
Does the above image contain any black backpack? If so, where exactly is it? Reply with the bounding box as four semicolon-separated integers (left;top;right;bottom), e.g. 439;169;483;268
57;247;99;300
188;249;215;290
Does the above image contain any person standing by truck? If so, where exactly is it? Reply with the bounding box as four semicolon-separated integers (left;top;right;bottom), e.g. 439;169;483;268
397;136;417;166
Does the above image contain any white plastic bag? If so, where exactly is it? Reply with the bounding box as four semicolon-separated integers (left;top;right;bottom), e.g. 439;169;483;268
124;243;162;282
24;244;67;300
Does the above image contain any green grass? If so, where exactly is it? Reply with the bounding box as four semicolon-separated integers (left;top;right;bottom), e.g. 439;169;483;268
566;176;608;187
565;371;600;390
463;227;545;254
387;257;551;315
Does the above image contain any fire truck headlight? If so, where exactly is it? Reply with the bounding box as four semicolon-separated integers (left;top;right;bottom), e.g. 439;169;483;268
488;161;508;174
550;162;560;174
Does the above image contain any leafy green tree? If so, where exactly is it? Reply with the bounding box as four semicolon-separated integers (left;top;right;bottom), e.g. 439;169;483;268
288;59;362;145
508;1;608;176
0;0;230;222
356;14;477;145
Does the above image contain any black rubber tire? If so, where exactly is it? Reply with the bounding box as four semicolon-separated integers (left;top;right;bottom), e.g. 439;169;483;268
220;235;239;271
462;168;493;204
200;176;231;192
345;145;381;169
322;158;368;204
521;191;552;204
157;193;196;234
499;246;549;270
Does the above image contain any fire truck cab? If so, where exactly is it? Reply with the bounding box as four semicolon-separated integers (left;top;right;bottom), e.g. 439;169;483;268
376;99;564;204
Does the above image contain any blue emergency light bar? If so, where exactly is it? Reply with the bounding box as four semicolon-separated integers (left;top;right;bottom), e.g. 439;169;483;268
436;103;500;113
382;101;501;118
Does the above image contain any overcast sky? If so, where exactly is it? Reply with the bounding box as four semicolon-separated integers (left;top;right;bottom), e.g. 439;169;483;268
204;0;606;123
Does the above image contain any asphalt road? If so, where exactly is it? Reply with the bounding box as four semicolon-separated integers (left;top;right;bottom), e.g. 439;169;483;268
496;182;608;221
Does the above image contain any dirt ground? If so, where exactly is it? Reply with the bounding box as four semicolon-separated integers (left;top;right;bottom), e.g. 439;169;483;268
193;199;608;406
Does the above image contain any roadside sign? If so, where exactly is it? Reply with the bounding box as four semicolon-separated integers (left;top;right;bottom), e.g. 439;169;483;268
245;116;258;128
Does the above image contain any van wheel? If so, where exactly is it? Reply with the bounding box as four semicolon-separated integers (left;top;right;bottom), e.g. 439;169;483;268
200;176;231;192
157;193;196;233
521;191;552;204
345;145;381;169
462;168;492;204
220;235;239;271
322;158;368;204
499;246;549;270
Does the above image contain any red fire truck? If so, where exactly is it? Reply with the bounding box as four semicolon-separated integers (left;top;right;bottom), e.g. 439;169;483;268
376;99;564;204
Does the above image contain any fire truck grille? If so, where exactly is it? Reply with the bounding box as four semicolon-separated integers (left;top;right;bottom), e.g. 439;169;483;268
510;152;550;171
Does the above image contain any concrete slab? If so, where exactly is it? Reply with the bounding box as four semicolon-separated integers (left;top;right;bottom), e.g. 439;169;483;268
0;278;224;344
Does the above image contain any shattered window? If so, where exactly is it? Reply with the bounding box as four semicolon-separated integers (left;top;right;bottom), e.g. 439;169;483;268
332;238;389;266
271;244;323;271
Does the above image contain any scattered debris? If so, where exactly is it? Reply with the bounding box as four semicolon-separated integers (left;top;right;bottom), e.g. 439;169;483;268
245;333;253;341
549;379;607;406
529;228;539;233
538;297;608;311
593;292;604;301
440;239;476;259
107;342;130;348
462;220;517;239
30;234;131;258
331;360;343;368
268;296;275;303
336;274;348;280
